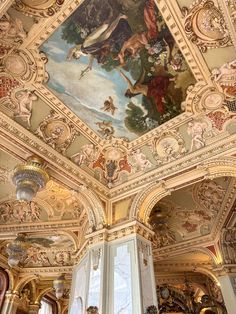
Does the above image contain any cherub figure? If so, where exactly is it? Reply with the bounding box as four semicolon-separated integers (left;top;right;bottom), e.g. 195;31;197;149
95;121;115;138
100;96;117;116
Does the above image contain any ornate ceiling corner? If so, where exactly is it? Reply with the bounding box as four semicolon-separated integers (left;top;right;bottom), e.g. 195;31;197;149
183;0;232;52
13;0;65;18
35;110;79;154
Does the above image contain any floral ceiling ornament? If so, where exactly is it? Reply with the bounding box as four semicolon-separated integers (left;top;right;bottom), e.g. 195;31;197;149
6;233;28;267
92;145;131;187
35;110;79;154
183;0;232;52
151;130;186;164
12;155;49;202
13;0;65;18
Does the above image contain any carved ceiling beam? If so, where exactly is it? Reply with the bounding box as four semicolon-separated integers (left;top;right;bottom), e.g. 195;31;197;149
0;0;14;19
218;0;236;49
0;220;80;234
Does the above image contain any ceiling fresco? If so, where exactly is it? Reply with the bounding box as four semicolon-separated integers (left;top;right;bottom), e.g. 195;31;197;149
42;0;195;140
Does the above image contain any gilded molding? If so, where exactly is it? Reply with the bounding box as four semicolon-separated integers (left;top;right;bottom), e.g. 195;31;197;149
183;0;232;52
13;0;65;18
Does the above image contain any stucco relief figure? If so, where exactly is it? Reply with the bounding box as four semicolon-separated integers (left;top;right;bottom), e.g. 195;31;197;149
0;14;26;42
14;90;37;128
212;60;236;100
0;201;41;223
71;144;98;166
187;120;207;151
195;180;225;214
128;149;152;172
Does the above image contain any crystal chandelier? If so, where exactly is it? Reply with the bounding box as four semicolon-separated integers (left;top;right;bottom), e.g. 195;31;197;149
6;234;27;268
12;155;49;201
53;274;66;299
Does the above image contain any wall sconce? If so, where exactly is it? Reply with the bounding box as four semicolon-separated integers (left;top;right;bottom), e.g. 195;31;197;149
12;155;49;201
6;234;27;268
53;274;66;299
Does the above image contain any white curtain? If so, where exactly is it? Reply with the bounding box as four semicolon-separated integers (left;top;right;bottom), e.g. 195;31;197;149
39;299;53;314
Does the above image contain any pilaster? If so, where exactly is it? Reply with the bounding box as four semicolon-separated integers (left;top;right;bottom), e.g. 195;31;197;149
69;221;158;314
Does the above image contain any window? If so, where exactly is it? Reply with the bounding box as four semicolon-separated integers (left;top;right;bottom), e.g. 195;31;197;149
39;297;58;314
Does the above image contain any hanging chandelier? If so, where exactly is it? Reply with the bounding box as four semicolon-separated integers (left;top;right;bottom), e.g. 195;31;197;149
6;234;28;268
12;155;49;202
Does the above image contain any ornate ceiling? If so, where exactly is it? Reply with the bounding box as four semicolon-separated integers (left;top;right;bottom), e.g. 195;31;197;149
0;0;236;310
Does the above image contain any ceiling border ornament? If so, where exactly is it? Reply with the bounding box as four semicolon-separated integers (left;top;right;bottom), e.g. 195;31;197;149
13;0;65;18
1;110;236;200
183;0;232;52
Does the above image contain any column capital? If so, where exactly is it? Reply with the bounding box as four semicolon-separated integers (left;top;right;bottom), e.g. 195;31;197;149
28;303;41;314
213;264;236;277
86;220;154;246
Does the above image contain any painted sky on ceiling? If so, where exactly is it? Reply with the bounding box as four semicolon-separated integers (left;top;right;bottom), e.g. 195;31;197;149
42;0;195;140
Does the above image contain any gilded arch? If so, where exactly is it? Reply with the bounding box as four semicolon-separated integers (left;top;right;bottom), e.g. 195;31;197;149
130;156;236;224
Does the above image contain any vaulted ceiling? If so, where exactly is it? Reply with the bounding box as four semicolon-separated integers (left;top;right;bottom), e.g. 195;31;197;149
0;0;236;304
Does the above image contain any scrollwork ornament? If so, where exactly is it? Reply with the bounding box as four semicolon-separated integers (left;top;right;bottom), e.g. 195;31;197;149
152;131;186;164
183;0;232;52
13;0;65;18
35;110;79;154
3;49;37;83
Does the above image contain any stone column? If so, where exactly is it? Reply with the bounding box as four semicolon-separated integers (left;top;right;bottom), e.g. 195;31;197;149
68;221;158;314
217;227;236;314
1;291;20;314
216;267;236;314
